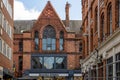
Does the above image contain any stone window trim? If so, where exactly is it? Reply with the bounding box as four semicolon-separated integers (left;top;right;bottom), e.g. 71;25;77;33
100;13;105;42
107;3;112;36
94;6;98;33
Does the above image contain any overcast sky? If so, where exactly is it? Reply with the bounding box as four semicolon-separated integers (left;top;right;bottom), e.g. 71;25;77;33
14;0;82;20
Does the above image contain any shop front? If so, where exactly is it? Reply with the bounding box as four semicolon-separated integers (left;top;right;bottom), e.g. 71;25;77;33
19;69;82;80
0;66;14;80
18;54;82;80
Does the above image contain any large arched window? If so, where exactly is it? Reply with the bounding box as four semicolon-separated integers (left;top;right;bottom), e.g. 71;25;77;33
107;3;112;35
59;31;64;51
100;13;104;41
42;25;56;51
34;31;39;50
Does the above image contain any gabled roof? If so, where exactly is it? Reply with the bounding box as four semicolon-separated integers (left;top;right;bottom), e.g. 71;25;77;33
32;1;66;30
14;1;82;34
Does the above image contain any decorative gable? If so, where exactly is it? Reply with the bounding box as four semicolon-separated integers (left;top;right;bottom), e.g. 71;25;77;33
32;1;66;32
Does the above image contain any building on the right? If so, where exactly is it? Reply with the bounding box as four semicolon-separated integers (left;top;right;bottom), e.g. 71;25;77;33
80;0;120;80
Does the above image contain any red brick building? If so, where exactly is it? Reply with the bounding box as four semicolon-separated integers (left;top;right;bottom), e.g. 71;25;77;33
81;0;120;80
0;0;14;79
14;1;82;80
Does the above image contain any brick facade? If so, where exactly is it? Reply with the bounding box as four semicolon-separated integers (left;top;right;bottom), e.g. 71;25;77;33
0;0;14;79
81;0;120;80
13;1;82;78
81;0;119;58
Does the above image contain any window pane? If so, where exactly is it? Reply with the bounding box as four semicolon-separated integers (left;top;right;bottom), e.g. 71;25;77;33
32;57;42;69
107;57;113;80
47;38;51;44
52;44;56;50
52;39;55;44
56;57;66;69
60;39;63;44
34;31;39;50
47;46;51;50
35;38;39;45
60;39;63;51
116;53;120;80
42;44;46;50
60;45;63;51
44;57;54;69
43;39;46;44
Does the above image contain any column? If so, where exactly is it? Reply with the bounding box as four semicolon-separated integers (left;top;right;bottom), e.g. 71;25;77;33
113;48;116;80
103;59;106;80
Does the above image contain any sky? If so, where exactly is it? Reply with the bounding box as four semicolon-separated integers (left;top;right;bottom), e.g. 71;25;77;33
14;0;82;20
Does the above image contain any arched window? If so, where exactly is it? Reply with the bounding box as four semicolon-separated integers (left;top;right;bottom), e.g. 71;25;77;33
94;7;98;32
59;31;64;51
100;13;104;41
42;25;56;51
0;39;2;52
107;3;112;35
34;31;39;50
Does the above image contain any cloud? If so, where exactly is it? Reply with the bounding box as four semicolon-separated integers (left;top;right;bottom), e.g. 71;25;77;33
14;0;40;20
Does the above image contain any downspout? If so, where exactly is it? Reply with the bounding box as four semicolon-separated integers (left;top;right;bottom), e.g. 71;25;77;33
88;0;91;54
98;0;100;45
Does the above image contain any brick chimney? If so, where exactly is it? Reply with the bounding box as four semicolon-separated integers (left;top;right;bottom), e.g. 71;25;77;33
65;2;70;27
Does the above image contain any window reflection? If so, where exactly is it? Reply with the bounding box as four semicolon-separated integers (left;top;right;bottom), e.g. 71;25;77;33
32;57;42;69
56;57;66;69
44;57;54;69
31;56;66;69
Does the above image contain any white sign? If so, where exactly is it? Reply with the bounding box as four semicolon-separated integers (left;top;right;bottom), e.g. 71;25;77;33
58;74;68;76
29;73;39;76
29;73;69;77
74;74;82;76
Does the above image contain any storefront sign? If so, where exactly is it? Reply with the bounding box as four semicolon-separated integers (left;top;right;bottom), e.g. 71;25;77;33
29;73;69;77
29;73;39;76
74;74;82;76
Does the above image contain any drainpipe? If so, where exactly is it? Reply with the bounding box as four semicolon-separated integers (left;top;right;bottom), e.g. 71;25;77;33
88;0;91;55
98;0;100;45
